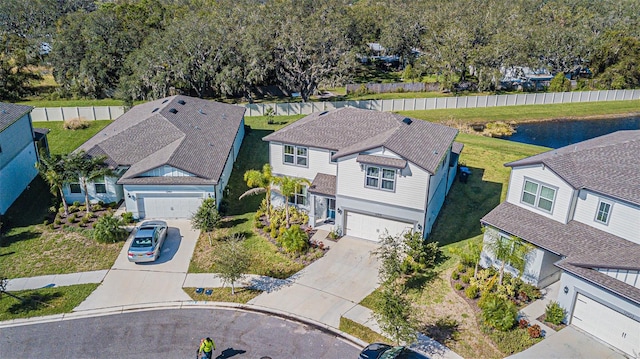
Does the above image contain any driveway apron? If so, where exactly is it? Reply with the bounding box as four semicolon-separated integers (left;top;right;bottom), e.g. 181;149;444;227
75;220;198;311
249;236;380;328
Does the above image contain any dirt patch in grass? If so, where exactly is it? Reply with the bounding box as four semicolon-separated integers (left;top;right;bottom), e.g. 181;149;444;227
183;287;261;303
413;267;503;359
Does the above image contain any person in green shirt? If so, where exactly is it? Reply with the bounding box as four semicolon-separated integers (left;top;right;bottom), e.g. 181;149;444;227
197;337;216;359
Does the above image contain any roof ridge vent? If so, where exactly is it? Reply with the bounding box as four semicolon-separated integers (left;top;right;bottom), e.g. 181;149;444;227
162;99;169;104
152;108;159;113
177;99;186;105
169;108;178;114
402;117;413;125
319;111;329;116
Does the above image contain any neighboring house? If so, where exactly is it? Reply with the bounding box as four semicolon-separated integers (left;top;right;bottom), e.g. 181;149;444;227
0;102;39;215
65;95;245;219
263;107;461;241
480;130;640;357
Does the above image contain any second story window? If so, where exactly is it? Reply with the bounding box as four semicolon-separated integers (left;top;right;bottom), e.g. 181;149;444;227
283;144;308;167
595;200;612;224
365;166;396;191
521;179;556;213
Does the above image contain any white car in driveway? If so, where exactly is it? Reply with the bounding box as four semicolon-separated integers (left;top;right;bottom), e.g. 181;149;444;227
127;221;168;263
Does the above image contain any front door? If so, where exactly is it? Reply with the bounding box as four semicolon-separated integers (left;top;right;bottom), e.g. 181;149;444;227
327;198;336;220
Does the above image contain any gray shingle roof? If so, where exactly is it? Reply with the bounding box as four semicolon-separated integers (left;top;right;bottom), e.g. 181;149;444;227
452;141;464;155
356;154;407;169
263;108;458;174
506;130;640;205
482;202;640;304
308;173;337;197
0;102;33;132
78;95;245;185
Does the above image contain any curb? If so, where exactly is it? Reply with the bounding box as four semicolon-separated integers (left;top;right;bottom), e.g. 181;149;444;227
0;301;368;349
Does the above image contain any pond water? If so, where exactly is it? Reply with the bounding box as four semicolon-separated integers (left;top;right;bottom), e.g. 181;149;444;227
503;116;640;148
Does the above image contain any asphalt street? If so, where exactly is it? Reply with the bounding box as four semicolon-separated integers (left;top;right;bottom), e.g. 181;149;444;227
0;308;361;359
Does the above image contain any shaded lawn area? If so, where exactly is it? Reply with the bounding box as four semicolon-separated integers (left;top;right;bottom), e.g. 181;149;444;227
399;99;640;123
189;115;306;279
0;283;98;321
39;119;113;155
183;287;261;304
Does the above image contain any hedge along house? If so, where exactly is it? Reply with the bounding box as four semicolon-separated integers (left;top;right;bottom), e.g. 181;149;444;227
263;107;461;241
480;130;640;357
64;95;245;219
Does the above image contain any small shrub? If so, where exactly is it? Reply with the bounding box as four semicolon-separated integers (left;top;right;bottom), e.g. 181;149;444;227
84;212;94;219
91;203;103;211
93;214;127;243
465;285;479;299
456;263;467;273
278;225;308;253
451;271;460;280
63;117;90;130
528;324;542;338
270;227;278;239
68;205;78;213
72;201;81;206
54;218;62;226
78;205;86;212
49;205;58;213
461;274;471;284
519;282;541;301
545;301;566;325
518;318;529;329
121;211;134;224
479;292;518;331
454;282;464;291
68;214;77;223
79;216;89;226
58;206;65;215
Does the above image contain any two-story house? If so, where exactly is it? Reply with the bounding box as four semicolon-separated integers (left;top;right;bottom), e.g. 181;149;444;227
0;102;39;215
263;107;461;240
480;130;640;357
65;95;245;219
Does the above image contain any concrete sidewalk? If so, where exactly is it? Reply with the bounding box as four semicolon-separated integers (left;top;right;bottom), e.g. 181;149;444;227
6;270;108;291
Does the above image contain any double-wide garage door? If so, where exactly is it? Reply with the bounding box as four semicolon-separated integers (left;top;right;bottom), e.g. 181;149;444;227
571;294;640;356
139;194;204;219
345;211;413;241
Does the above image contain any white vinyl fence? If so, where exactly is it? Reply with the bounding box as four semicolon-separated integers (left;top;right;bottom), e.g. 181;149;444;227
30;89;640;122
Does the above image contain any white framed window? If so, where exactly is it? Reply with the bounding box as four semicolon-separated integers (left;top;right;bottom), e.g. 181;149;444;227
283;144;308;167
365;165;396;191
288;185;308;206
330;151;337;164
69;183;82;193
94;183;107;194
595;200;612;224
521;179;556;213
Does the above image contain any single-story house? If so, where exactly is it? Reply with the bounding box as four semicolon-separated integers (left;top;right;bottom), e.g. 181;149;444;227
64;95;245;219
480;130;640;357
0;102;40;215
263;107;461;241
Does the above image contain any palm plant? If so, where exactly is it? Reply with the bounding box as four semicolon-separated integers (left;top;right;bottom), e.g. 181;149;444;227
66;151;113;215
36;154;72;216
483;227;532;285
273;176;311;228
239;164;275;221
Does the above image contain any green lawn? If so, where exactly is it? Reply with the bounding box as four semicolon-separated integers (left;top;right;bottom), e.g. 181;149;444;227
399;99;640;123
0;283;98;321
40;120;113;155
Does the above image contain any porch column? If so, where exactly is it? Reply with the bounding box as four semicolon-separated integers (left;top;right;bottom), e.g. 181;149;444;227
308;193;316;227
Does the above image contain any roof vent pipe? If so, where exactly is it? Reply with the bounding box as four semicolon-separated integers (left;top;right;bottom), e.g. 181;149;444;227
402;118;413;125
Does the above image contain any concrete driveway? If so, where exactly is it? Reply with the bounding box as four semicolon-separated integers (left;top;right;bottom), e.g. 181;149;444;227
75;220;198;311
508;326;625;359
249;235;380;327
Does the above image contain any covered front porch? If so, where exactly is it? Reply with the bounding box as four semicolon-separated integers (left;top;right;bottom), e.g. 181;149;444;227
307;173;338;230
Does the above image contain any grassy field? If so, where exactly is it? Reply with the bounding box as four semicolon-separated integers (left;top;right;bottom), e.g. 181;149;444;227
40;120;113;155
0;283;98;321
400;99;640;123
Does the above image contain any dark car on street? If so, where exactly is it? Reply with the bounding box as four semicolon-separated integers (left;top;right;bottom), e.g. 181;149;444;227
359;343;430;359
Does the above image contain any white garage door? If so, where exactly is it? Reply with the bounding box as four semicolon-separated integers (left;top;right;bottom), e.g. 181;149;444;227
138;194;204;219
571;293;640;356
345;211;413;241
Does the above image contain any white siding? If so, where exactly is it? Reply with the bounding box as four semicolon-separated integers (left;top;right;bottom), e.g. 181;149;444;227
336;151;429;211
139;165;195;177
123;184;214;219
269;142;336;180
573;190;640;244
0;142;39;214
506;165;575;223
597;268;640;289
62;176;122;205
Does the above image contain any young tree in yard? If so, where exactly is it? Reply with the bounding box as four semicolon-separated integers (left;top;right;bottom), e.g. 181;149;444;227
37;155;72;216
213;234;250;295
239;164;275;221
483;227;532;285
93;213;127;243
0;276;25;302
191;198;221;246
374;281;418;346
273;176;311;228
450;238;482;278
66;151;112;215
